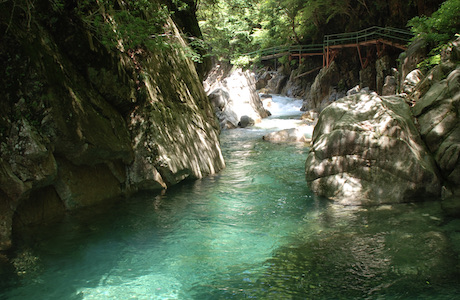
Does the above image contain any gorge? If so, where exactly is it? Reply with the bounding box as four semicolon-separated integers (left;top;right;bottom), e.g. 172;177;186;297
1;0;460;298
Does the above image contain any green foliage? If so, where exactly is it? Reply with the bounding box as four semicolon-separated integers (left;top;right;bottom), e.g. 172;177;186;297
0;0;175;53
408;0;460;45
231;55;251;67
197;0;379;62
171;0;190;12
416;43;445;72
278;55;290;65
408;0;460;72
76;0;171;52
417;53;441;70
198;0;258;61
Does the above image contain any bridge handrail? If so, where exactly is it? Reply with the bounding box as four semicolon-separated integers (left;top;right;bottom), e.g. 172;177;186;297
324;26;413;46
243;43;324;58
239;26;413;60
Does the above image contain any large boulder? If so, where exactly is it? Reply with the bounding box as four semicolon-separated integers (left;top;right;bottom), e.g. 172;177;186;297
207;88;239;129
402;69;424;94
238;115;255;128
255;69;273;90
305;92;441;205
382;75;397;96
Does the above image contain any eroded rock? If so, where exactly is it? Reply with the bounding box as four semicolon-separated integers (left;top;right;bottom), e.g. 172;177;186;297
305;92;441;205
413;66;460;215
308;61;340;110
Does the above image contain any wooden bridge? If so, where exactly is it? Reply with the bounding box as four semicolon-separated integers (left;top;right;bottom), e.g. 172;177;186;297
242;26;413;69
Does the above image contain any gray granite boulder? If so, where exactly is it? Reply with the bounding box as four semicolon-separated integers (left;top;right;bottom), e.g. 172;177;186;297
305;92;441;205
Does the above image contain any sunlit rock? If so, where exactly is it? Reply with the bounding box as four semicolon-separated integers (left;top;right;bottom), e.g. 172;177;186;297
204;65;270;129
305;91;441;205
301;111;319;126
346;85;361;96
403;69;424;94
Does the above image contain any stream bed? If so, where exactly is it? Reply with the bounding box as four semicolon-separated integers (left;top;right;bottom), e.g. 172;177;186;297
1;96;459;299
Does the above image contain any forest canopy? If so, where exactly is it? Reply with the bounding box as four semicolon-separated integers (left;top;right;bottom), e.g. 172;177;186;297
197;0;456;63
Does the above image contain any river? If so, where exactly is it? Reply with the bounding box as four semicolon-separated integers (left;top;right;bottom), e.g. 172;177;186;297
1;96;459;299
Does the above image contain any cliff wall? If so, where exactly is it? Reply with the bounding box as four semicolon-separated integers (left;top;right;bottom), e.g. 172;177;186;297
0;1;224;251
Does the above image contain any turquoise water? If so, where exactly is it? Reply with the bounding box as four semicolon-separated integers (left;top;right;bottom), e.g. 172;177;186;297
1;96;459;299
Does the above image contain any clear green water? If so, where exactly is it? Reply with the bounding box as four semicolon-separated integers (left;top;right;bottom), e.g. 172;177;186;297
1;96;460;299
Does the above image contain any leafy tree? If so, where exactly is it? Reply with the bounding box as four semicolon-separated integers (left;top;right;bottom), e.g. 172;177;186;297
197;0;259;61
408;0;460;44
197;0;389;61
75;0;171;52
197;0;447;64
408;0;460;70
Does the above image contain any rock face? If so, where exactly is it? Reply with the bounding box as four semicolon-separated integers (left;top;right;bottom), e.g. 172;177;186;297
305;92;441;205
382;76;397;96
303;61;341;111
0;3;224;250
403;69;424;94
266;71;289;95
205;65;270;129
400;37;431;81
412;64;460;214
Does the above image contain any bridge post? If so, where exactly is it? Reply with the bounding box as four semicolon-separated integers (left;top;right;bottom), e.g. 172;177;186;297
356;45;364;69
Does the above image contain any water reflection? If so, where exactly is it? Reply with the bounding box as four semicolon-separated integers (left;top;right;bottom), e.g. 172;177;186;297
2;96;459;299
190;201;460;299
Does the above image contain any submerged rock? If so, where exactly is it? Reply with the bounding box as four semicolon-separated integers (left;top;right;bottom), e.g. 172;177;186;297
305;92;441;205
412;66;460;215
0;3;225;250
263;127;311;144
